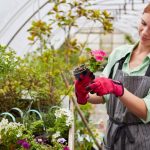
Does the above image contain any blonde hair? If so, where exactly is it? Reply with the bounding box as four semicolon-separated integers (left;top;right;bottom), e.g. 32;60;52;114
143;3;150;13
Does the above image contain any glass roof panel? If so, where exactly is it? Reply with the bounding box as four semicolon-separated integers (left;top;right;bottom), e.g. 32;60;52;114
0;0;149;56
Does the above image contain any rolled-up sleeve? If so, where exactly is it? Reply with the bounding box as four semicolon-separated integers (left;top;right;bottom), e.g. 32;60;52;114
142;89;150;123
102;45;131;103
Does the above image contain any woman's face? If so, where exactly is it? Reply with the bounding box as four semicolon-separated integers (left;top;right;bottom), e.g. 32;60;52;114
138;13;150;47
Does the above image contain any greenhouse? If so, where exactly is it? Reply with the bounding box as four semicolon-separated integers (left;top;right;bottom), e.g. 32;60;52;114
0;0;150;150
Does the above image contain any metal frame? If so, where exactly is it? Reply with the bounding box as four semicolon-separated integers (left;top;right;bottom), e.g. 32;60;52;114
0;0;148;49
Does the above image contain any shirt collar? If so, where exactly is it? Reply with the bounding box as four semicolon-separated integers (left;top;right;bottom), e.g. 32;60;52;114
124;41;139;64
147;53;150;58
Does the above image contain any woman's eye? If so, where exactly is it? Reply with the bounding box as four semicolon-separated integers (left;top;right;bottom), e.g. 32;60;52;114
141;20;146;26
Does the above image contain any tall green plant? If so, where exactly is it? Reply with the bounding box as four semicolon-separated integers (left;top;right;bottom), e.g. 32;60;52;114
28;0;113;65
0;46;24;112
0;0;113;119
17;50;71;109
26;0;113;109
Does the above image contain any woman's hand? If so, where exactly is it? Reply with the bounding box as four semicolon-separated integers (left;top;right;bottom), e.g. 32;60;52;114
74;70;95;105
86;77;124;97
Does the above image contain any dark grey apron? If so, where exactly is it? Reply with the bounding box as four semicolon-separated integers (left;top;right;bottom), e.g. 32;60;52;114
103;53;150;150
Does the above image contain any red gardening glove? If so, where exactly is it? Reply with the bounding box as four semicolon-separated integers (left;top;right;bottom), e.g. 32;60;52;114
86;77;124;97
74;72;95;105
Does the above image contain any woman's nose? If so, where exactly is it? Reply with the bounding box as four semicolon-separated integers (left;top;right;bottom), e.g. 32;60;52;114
142;27;150;36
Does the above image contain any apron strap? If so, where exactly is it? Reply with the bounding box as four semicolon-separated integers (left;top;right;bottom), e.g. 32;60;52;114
109;53;150;78
145;63;150;76
109;53;130;79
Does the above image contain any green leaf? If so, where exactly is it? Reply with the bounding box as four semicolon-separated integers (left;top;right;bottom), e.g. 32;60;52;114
85;47;91;52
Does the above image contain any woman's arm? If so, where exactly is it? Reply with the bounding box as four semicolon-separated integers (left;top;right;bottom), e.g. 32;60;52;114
87;77;148;120
120;88;147;120
87;88;147;120
87;93;105;104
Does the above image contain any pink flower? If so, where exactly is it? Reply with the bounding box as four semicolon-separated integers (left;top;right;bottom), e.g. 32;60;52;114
91;50;107;61
64;146;70;150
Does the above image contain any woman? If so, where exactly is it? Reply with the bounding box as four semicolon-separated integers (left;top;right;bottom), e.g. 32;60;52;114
75;3;150;150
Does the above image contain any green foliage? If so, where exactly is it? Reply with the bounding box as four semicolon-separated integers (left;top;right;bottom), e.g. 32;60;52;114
0;106;73;149
0;1;113;149
24;0;113;110
0;45;20;76
0;46;23;111
27;0;113;67
0;45;73;111
83;48;108;72
47;0;113;32
124;34;135;44
20;50;71;109
26;119;44;135
0;0;113;112
0;118;48;150
46;108;73;141
42;108;56;129
48;115;68;138
79;103;92;121
74;104;100;150
87;56;108;72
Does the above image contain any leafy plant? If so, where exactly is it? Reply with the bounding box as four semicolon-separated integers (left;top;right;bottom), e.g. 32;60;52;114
0;106;73;149
0;1;113;149
0;0;112;112
0;118;49;150
27;0;113;65
0;46;23;112
27;120;44;135
74;104;102;150
47;108;73;141
84;48;108;72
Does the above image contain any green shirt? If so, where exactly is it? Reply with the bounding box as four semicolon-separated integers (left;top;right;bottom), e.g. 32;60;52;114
102;42;150;123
